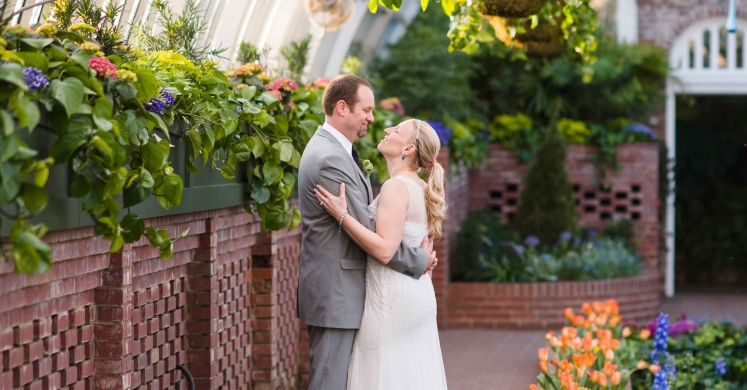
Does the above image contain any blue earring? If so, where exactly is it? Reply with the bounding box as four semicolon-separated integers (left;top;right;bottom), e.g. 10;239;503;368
401;155;405;161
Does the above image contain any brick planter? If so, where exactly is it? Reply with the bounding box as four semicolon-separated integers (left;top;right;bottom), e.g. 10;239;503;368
447;271;662;329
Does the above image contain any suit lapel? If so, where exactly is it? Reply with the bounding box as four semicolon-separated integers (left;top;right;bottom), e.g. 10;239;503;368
316;127;372;203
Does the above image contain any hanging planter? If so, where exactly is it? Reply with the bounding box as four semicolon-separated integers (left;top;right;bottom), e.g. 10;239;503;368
481;0;546;18
516;21;565;57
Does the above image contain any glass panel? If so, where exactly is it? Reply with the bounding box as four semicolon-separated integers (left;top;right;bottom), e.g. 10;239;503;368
738;30;744;68
703;30;711;68
719;27;727;68
689;39;695;68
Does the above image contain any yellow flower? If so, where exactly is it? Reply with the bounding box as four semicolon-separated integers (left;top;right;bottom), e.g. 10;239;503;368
35;23;58;37
3;25;28;35
69;22;95;35
258;73;271;85
79;41;101;53
116;69;138;82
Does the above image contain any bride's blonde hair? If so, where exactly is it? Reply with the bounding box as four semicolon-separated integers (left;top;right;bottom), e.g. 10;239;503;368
410;119;447;241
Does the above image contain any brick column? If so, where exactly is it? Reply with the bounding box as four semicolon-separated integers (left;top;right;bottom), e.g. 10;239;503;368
250;231;279;390
186;218;222;389
93;246;134;389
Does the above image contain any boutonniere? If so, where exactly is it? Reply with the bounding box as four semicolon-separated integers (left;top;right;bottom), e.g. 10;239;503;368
362;159;374;177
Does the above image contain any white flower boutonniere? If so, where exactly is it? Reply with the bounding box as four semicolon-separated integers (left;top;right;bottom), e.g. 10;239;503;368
362;159;374;177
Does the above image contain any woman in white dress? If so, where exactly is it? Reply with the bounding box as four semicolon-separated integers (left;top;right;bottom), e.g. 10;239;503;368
314;118;448;390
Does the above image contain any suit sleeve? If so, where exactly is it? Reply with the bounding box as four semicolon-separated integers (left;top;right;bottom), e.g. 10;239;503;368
371;213;428;279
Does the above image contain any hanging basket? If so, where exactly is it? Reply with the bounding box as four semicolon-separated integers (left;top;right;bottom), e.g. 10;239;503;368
516;21;565;58
481;0;546;18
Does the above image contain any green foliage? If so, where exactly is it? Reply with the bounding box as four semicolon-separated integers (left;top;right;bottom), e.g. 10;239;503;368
556;118;589;144
632;321;747;389
134;0;227;62
280;35;312;81
452;211;642;282
0;19;322;274
443;117;488;169
236;41;260;64
372;4;478;122
516;129;577;244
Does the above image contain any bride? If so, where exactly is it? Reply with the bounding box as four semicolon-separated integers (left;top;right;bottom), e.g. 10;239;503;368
314;118;449;389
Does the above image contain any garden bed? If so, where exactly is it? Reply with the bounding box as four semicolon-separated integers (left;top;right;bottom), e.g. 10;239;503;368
447;271;662;329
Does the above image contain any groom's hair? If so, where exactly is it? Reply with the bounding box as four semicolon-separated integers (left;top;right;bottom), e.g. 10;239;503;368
323;74;373;116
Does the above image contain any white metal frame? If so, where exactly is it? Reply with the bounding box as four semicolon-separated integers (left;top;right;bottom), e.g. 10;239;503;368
665;17;747;297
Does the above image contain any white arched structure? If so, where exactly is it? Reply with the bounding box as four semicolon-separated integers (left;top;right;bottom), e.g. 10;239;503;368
665;17;747;297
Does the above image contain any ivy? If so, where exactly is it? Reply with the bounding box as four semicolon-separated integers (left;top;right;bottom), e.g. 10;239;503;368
0;22;322;274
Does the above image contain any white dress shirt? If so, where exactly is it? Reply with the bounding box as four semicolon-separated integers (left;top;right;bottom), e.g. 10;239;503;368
323;122;353;157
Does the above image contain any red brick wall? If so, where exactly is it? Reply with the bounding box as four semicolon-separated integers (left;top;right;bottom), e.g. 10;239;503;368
448;273;662;329
469;143;661;269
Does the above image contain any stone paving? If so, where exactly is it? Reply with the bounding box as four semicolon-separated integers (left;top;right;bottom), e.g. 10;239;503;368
439;289;747;390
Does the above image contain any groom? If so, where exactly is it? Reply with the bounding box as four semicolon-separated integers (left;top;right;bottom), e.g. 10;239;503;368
297;74;437;389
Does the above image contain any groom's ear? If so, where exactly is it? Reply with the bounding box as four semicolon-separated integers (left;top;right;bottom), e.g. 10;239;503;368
335;100;348;116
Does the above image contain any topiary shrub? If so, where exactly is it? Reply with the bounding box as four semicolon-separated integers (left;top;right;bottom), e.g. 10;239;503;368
516;129;578;245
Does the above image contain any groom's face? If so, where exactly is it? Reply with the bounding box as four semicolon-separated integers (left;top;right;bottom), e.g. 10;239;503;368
347;86;375;140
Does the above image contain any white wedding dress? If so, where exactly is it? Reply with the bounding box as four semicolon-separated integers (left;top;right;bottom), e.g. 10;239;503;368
347;176;448;390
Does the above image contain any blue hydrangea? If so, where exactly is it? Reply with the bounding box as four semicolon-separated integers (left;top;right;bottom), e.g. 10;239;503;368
651;313;670;361
588;229;598;237
523;235;540;247
623;123;657;140
22;67;49;92
560;231;572;241
427;120;453;146
236;106;242;115
160;89;175;106
715;357;727;376
145;98;165;115
515;245;525;255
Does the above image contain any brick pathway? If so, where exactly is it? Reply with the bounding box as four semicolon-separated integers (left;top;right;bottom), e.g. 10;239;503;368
439;290;747;390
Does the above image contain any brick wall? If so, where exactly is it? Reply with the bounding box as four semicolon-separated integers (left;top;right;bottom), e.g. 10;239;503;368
447;273;662;329
469;143;661;269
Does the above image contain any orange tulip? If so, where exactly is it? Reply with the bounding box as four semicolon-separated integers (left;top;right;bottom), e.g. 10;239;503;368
649;364;661;374
610;339;621;351
573;315;585;327
539;361;549;373
598;373;608;388
588;370;599;384
592;302;604;313
609;315;621;327
640;329;651;340
529;385;539;390
622;327;632;338
636;360;648;369
577;365;587;379
562;327;578;339
539;348;549;362
603;361;618;377
611;372;622;386
546;330;555;340
564;307;575;320
582;303;592;315
551;358;559;366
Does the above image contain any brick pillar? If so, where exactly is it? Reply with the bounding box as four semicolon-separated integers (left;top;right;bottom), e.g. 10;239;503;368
186;218;222;389
93;246;134;389
433;148;451;328
250;231;279;390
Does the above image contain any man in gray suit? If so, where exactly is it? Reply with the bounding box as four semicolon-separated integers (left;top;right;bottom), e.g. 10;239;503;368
297;74;436;389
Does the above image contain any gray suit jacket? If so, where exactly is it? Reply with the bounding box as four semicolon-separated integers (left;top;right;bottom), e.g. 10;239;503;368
297;127;428;329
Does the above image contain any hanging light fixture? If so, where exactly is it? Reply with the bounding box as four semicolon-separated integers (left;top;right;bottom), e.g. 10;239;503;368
726;0;737;33
303;0;356;31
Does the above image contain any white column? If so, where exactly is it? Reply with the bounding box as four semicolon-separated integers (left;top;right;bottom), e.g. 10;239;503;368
665;80;676;297
616;0;639;44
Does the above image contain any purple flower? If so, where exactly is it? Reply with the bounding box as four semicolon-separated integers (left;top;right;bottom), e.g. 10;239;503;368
623;123;657;140
560;231;572;241
160;89;175;106
588;230;598;238
646;317;698;339
236;106;242;115
515;245;525;255
426;120;453;146
651;313;670;362
22;67;49;92
652;369;669;390
145;98;165;115
715;357;727;376
523;235;540;247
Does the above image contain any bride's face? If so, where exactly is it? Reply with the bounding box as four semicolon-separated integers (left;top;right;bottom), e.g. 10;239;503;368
377;120;415;157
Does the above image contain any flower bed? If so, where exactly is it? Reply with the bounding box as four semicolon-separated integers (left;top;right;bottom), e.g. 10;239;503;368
447;272;662;329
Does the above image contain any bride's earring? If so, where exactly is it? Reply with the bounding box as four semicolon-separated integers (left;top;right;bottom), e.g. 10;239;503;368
401;155;405;161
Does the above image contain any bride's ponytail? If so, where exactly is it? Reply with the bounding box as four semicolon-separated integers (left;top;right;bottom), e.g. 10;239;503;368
413;120;447;241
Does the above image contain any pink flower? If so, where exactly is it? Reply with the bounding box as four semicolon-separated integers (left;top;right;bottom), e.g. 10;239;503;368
234;63;264;78
267;77;299;92
89;57;117;79
379;97;404;116
309;77;330;89
267;89;282;100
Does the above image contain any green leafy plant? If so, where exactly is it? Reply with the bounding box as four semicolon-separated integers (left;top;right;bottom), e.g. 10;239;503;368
280;34;312;81
133;0;227;62
516;129;577;245
237;41;260;64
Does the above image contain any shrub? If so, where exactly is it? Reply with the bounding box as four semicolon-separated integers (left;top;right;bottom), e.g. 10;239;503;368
451;211;518;282
517;129;578;245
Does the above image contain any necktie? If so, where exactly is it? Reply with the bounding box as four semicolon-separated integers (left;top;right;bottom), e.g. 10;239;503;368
351;145;364;174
